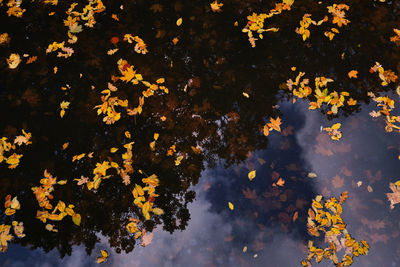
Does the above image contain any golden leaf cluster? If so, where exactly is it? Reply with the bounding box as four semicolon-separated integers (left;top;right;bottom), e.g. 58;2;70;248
302;192;369;266
0;130;31;169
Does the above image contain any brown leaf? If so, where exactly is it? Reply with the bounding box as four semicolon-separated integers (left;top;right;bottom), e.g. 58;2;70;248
332;175;344;188
242;187;257;199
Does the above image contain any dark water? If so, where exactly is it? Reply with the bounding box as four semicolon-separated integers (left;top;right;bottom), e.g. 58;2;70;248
1;0;400;266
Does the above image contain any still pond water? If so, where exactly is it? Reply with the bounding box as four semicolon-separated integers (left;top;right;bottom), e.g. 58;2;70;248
1;0;400;266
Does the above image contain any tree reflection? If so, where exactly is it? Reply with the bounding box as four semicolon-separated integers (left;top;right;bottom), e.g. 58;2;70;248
0;0;400;259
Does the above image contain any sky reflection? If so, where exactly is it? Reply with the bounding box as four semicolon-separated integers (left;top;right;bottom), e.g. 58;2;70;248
2;98;400;267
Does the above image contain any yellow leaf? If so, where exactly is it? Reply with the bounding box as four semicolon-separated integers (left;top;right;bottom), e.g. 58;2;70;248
5;208;16;216
7;53;21;69
87;181;94;190
125;131;131;138
110;147;118;153
60;109;65;118
308;172;318;178
248;170;256;181
176;18;182;26
228;202;234;210
242;92;250;98
152;208;164;215
134;231;142;239
72;213;81;226
331;123;341;130
60;101;70;110
175;155;184;166
154;133;159;140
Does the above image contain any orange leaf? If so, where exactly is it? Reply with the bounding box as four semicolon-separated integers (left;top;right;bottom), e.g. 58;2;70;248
348;70;358;79
268;117;282;132
293;211;299;222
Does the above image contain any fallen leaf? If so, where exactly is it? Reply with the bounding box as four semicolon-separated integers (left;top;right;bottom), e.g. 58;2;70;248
273;177;285;187
96;250;108;263
7;53;21;69
367;185;373;192
248;170;256;181
228;202;234;210
111;14;119;21
72;213;81;226
332;175;344;188
176;18;182;26
293;211;299;222
26;56;37;64
62;142;69;150
141;231;153;247
210;0;223;12
348;70;358;79
308;172;317;179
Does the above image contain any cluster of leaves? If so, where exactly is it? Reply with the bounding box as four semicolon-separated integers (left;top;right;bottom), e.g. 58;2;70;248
302;192;369;266
32;170;81;229
369;93;400;133
94;59;168;124
296;14;327;41
286;71;357;115
323;123;342;141
0;195;25;252
263;117;282;136
3;0;400;264
63;0;105;44
123;34;148;55
0;130;31;169
3;0;26;17
369;62;398;87
390;28;400;45
241;0;293;47
296;3;350;41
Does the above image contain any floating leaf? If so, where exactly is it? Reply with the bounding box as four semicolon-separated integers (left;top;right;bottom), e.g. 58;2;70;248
348;70;358;79
72;213;81;226
7;53;21;69
228;202;234;210
210;0;223;12
96;250;108;263
62;142;69;150
248;170;256;181
308;172;317;179
176;18;182;26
